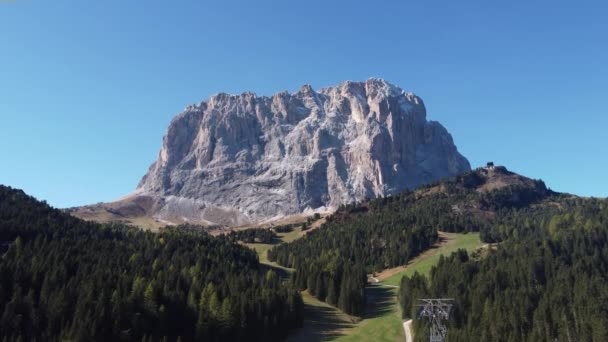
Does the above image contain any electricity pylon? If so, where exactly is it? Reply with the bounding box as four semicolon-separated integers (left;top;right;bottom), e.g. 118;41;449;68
417;298;454;342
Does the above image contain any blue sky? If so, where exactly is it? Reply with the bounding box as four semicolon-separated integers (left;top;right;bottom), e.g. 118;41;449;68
1;0;607;207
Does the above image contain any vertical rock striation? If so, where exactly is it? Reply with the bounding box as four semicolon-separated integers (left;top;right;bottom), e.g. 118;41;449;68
136;79;470;225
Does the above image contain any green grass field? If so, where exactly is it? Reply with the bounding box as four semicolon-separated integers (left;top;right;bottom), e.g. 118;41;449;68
334;286;404;342
244;227;303;265
330;232;483;341
383;232;482;286
247;227;483;341
287;292;357;342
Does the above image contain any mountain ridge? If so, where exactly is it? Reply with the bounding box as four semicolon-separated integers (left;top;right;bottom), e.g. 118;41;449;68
73;79;470;227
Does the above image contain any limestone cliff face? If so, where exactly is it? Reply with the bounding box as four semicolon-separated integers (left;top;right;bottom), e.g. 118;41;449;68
136;79;470;225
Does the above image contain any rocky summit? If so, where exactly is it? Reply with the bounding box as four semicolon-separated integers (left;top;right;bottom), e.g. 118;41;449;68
78;79;470;227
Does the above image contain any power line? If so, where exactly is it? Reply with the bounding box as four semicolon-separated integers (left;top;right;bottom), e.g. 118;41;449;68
417;298;454;342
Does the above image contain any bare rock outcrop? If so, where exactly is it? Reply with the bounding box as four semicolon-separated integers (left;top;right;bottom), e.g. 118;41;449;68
130;79;470;225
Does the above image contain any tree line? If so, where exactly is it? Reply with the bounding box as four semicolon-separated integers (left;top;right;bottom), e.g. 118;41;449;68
399;197;608;341
0;186;303;342
267;166;593;326
268;192;439;315
227;228;277;244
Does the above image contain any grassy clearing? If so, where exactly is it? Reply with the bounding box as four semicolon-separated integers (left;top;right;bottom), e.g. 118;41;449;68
330;232;483;342
334;286;404;342
383;232;482;287
73;209;168;231
246;225;358;341
247;226;482;341
287;291;357;342
245;227;303;265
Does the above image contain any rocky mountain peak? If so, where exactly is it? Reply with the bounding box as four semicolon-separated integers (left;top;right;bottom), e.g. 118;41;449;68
132;79;471;226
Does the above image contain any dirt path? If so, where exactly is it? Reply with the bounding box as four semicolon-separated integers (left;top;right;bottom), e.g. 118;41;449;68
404;320;413;342
369;276;398;288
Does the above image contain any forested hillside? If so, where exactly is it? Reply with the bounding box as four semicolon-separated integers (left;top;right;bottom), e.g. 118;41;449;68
267;166;554;316
400;197;608;341
267;197;439;315
3;164;604;341
0;186;303;342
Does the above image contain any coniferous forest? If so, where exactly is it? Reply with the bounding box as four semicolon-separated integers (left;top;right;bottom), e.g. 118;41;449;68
0;186;303;342
227;227;277;244
399;197;608;341
267;167;552;316
267;192;441;315
2;165;608;341
269;166;608;342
